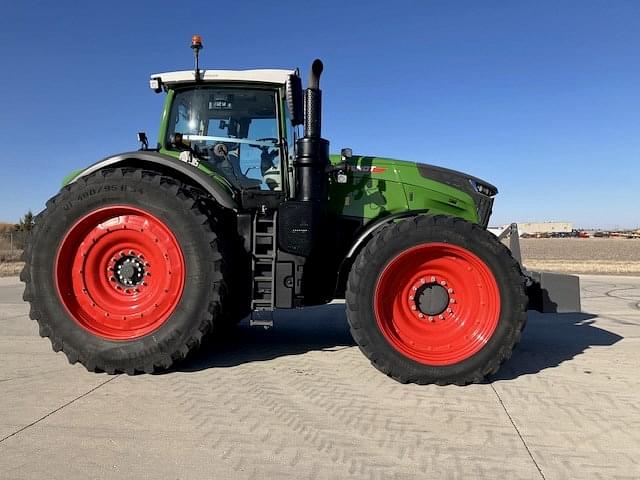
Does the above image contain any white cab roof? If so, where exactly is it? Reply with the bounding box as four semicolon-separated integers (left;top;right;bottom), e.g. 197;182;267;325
151;69;296;86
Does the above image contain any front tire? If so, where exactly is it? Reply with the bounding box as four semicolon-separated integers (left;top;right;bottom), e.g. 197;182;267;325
21;167;241;374
345;215;527;385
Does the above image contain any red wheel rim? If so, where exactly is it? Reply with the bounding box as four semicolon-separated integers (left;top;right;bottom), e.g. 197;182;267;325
374;243;500;365
55;206;185;340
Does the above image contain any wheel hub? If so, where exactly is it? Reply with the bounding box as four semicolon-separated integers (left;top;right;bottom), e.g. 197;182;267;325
374;242;501;366
55;206;185;340
415;283;449;316
113;255;145;287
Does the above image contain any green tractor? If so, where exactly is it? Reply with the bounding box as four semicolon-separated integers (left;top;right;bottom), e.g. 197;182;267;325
22;36;579;384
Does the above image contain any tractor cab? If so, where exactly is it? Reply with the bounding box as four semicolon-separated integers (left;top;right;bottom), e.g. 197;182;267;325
150;67;299;198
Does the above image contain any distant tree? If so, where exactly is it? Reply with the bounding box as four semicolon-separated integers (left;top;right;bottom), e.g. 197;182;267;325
16;211;34;232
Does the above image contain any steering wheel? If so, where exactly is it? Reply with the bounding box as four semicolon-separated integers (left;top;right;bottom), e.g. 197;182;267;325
248;138;280;176
249;138;279;154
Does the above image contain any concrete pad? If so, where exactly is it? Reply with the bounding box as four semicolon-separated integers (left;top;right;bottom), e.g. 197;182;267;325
1;275;639;479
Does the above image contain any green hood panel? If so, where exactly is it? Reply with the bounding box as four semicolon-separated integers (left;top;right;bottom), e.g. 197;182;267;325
327;154;408;219
327;154;485;223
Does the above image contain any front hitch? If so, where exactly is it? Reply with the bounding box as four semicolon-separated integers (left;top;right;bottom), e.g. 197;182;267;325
496;223;581;313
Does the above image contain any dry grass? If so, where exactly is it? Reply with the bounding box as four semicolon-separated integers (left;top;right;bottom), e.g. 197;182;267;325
0;262;24;277
0;222;16;234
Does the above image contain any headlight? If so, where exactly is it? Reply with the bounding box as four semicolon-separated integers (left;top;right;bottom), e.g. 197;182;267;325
470;180;497;197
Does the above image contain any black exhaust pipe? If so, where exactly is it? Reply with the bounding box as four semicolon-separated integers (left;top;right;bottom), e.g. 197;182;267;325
295;59;329;203
304;59;323;139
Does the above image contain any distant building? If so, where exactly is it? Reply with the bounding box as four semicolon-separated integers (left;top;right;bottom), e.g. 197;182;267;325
506;221;573;235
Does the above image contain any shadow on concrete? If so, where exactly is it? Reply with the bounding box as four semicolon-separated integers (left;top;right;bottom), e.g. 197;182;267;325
491;311;623;381
174;305;623;379
175;303;355;372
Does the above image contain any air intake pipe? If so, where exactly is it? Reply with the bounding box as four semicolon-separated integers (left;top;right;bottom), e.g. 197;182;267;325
280;60;331;259
295;59;330;202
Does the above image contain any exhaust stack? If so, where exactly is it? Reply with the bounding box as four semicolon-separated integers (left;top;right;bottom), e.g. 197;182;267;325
304;59;324;139
295;59;329;203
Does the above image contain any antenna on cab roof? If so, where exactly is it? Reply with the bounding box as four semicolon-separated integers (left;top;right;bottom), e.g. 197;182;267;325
191;34;203;81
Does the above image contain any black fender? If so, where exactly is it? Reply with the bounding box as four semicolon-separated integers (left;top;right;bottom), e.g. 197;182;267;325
334;210;429;298
344;210;430;259
68;151;238;210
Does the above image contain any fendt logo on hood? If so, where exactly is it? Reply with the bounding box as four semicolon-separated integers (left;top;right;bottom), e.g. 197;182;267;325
355;165;387;174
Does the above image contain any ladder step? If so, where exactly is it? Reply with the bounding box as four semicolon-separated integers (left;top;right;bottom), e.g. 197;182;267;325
250;309;273;327
251;211;277;317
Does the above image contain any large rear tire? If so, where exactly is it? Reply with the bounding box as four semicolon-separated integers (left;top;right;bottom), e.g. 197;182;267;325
21;167;246;374
345;214;527;385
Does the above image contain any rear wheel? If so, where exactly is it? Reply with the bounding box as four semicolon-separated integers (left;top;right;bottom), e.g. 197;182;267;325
346;214;527;385
21;167;246;374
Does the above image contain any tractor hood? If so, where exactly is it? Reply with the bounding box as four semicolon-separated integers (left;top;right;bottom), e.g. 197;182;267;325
397;159;498;196
328;154;497;227
394;158;498;227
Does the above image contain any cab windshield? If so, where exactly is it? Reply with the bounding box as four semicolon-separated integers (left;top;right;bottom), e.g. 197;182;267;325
167;87;282;191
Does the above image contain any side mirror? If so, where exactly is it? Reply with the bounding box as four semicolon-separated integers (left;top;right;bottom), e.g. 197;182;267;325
341;148;353;160
137;132;149;150
286;74;303;126
149;77;163;93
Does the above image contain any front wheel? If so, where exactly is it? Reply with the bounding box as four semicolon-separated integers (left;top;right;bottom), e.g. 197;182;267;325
345;215;527;385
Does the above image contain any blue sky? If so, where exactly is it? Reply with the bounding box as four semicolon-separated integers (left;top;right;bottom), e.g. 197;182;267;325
0;0;638;228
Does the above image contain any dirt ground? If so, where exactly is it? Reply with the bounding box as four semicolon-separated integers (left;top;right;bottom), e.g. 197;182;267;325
520;238;640;275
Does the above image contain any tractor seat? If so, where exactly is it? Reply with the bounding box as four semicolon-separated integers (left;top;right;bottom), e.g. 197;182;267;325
215;154;262;190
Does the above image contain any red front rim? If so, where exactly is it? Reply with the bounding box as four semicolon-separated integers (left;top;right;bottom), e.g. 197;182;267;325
55;206;185;340
374;243;501;365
